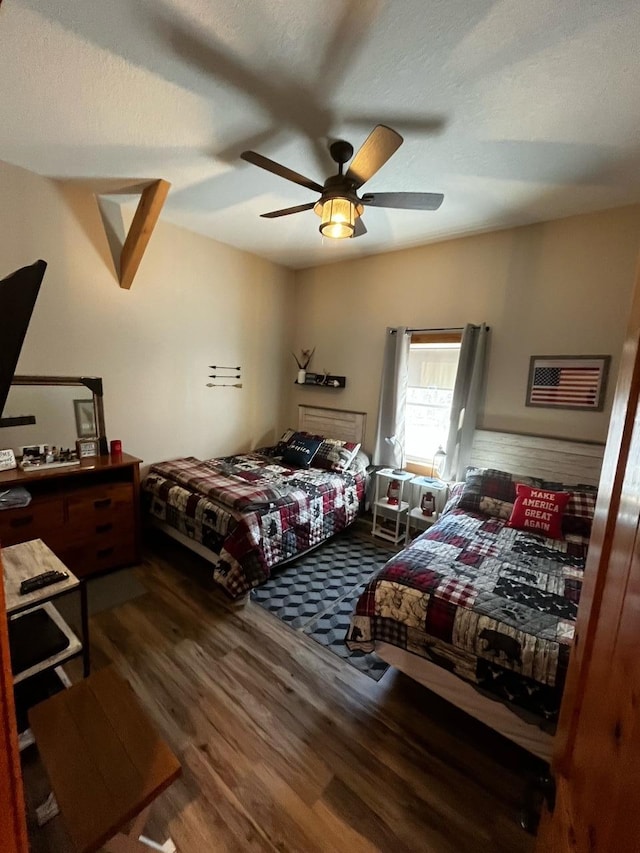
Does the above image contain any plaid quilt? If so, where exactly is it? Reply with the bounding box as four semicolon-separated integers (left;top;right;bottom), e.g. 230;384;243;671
347;507;589;720
142;453;365;598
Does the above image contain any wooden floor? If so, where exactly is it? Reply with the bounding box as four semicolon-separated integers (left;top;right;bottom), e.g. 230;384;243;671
23;536;538;853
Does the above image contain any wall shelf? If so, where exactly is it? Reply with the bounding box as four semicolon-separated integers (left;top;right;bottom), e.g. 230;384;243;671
294;372;346;389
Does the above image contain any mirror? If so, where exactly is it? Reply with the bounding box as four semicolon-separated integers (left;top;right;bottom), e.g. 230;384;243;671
0;376;107;456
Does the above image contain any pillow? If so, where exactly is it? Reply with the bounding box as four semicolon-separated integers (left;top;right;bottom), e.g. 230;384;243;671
507;483;571;540
312;437;361;472
441;481;465;516
346;449;370;476
281;433;323;468
457;468;543;520
273;427;298;456
539;482;598;539
562;490;597;538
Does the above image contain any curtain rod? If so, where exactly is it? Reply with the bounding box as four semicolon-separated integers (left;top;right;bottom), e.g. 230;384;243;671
409;326;464;333
389;325;490;334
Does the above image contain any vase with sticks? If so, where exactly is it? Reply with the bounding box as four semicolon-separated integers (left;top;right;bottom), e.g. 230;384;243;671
293;347;315;384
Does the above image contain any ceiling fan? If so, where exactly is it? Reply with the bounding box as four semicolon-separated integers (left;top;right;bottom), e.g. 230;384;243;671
241;125;444;240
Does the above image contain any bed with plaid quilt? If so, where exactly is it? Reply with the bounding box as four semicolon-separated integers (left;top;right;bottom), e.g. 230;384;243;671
142;452;366;597
347;506;589;720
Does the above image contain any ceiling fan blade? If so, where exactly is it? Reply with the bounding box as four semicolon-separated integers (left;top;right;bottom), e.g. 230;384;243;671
346;113;446;135
315;0;380;94
345;125;403;188
361;192;444;210
241;151;324;194
260;202;316;219
353;218;368;237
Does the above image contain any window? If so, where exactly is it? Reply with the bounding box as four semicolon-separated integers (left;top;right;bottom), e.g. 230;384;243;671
405;335;461;465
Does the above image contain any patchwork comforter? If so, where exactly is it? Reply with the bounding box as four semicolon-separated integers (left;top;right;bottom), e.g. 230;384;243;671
347;507;588;720
143;453;366;597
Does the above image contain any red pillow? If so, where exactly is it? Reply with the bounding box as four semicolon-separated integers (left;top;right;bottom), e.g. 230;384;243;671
507;483;571;540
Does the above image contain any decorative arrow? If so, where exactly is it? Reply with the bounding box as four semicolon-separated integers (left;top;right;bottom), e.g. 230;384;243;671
206;383;243;388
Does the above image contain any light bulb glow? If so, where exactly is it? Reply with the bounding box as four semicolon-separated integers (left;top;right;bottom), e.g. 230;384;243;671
319;197;355;239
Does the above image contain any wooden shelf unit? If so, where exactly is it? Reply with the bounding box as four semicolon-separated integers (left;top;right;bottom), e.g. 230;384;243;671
0;453;141;578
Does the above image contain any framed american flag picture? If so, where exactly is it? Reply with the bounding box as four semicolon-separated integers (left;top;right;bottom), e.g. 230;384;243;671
526;355;611;411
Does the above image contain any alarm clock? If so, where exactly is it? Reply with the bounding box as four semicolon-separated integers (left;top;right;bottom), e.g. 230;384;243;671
0;448;17;471
76;438;99;459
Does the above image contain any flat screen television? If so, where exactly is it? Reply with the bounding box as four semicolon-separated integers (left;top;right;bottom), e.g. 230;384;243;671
0;260;47;416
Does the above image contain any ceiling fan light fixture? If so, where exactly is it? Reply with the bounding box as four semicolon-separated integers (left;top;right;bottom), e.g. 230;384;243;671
244;126;444;240
317;196;355;239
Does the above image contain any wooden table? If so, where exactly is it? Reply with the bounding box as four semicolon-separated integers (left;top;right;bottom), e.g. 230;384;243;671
29;665;181;853
2;539;89;678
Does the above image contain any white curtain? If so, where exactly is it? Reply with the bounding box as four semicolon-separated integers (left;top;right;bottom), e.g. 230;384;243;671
444;323;489;481
373;326;410;468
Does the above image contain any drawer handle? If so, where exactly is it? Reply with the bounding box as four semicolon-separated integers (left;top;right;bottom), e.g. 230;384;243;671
96;522;113;534
94;498;112;510
10;515;34;528
96;546;114;559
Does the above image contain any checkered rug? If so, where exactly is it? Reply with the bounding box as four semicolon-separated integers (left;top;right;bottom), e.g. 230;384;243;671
251;528;396;680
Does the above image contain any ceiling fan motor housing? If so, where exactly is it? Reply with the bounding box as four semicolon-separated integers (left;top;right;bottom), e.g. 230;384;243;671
329;139;354;168
313;175;364;218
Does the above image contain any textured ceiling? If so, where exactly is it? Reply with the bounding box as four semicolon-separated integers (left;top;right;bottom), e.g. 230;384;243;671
1;0;639;269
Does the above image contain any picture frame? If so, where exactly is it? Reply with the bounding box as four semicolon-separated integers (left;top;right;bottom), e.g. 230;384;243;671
526;355;611;411
0;448;16;471
73;398;97;437
76;437;100;459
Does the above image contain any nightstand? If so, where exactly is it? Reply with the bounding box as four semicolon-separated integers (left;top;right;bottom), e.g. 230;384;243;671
371;469;414;545
405;476;449;544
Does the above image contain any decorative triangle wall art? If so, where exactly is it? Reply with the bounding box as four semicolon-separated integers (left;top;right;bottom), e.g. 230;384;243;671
96;179;170;290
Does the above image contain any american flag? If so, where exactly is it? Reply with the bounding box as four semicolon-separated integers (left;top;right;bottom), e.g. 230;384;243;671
529;360;603;407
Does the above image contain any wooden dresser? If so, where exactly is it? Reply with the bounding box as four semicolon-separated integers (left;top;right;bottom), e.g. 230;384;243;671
0;453;141;578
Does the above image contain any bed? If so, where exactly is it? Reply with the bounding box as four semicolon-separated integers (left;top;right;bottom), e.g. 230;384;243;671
142;406;369;599
347;430;604;761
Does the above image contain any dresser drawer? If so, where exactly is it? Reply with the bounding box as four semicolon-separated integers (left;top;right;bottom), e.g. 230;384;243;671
66;483;134;526
0;499;65;548
59;533;138;578
64;507;135;546
89;537;137;574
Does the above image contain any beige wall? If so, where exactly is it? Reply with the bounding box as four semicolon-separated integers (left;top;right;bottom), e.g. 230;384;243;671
291;206;640;451
3;155;638;466
0;160;295;467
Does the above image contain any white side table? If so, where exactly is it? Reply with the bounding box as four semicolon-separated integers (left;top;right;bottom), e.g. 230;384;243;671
371;469;414;545
405;476;449;544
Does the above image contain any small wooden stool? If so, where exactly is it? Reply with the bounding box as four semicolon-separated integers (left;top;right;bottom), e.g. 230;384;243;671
28;665;181;853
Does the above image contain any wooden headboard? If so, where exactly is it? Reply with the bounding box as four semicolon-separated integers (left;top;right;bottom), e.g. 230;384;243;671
298;405;367;446
470;429;605;486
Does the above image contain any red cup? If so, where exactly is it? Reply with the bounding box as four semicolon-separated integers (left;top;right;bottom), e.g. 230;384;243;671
110;439;122;456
